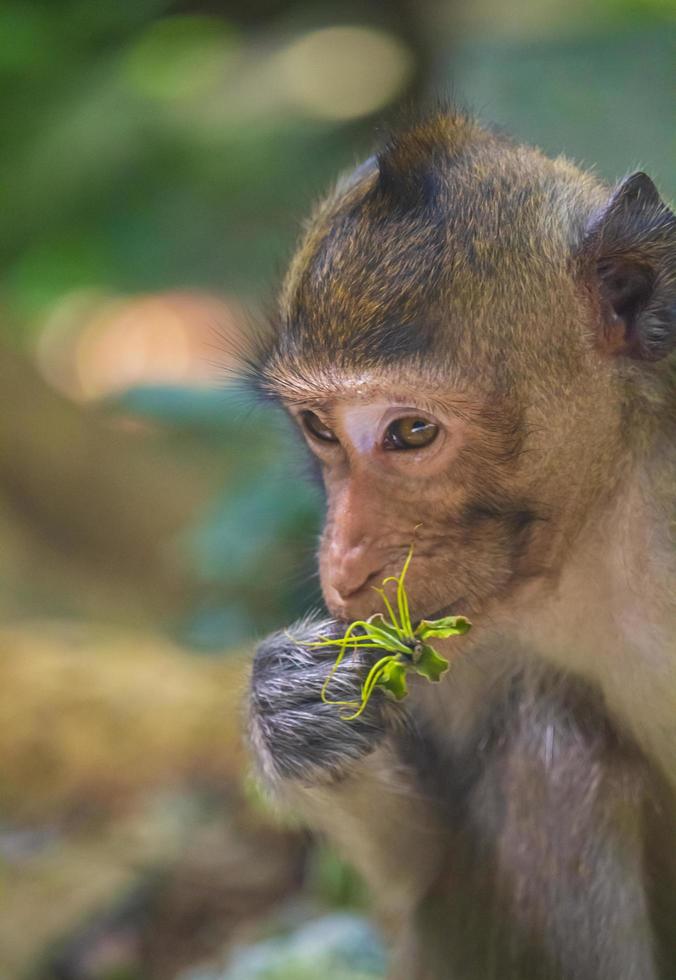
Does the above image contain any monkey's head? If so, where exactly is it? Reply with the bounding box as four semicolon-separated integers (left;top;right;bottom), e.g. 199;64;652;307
255;111;676;626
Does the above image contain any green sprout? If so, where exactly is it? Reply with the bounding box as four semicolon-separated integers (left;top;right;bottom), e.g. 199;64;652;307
301;547;471;720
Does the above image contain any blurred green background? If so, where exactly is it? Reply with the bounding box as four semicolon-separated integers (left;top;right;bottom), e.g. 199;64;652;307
0;1;673;977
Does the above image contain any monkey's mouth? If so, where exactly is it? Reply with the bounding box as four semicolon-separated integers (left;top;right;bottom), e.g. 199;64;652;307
421;598;466;622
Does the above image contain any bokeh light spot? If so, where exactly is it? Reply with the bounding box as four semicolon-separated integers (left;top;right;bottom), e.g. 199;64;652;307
276;26;414;121
35;291;242;401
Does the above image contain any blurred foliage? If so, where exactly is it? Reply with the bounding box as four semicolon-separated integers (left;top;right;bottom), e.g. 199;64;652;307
0;624;245;822
113;385;323;645
199;913;386;979
0;622;308;978
0;1;419;330
0;0;672;977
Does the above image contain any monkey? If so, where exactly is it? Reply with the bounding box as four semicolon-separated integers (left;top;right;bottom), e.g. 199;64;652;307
246;109;676;979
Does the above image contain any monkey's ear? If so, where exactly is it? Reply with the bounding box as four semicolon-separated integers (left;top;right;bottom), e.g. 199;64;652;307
582;172;676;361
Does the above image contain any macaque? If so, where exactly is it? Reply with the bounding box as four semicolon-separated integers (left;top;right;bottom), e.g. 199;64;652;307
247;110;676;979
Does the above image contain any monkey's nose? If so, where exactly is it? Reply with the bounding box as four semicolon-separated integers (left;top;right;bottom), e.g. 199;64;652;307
330;553;383;601
333;575;374;602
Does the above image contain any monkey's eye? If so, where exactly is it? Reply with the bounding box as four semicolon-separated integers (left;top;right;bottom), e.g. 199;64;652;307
301;410;338;444
383;417;439;451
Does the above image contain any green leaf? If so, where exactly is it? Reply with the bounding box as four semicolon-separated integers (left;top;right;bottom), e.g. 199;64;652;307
397;544;414;636
413;644;449;683
416;616;471;640
372;587;400;634
365;614;410;653
378;659;409;700
382;544;414;638
299;544;471;721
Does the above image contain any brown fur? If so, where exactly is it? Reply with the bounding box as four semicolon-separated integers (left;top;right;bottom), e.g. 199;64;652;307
249;109;676;979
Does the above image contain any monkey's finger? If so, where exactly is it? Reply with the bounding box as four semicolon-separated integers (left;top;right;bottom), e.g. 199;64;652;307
252;657;377;712
250;703;384;783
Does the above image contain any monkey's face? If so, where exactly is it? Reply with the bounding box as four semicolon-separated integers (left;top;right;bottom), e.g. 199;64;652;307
260;116;650;626
286;378;543;625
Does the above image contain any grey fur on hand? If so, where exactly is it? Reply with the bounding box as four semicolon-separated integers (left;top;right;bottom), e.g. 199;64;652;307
248;615;398;786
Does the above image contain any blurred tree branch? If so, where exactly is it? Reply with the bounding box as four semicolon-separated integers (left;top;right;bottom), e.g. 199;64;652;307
0;344;211;623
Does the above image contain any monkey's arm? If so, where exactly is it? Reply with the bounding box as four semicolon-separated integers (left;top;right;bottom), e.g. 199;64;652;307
248;618;448;916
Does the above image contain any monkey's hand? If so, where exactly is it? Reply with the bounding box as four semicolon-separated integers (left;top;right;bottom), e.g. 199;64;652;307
249;616;402;786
